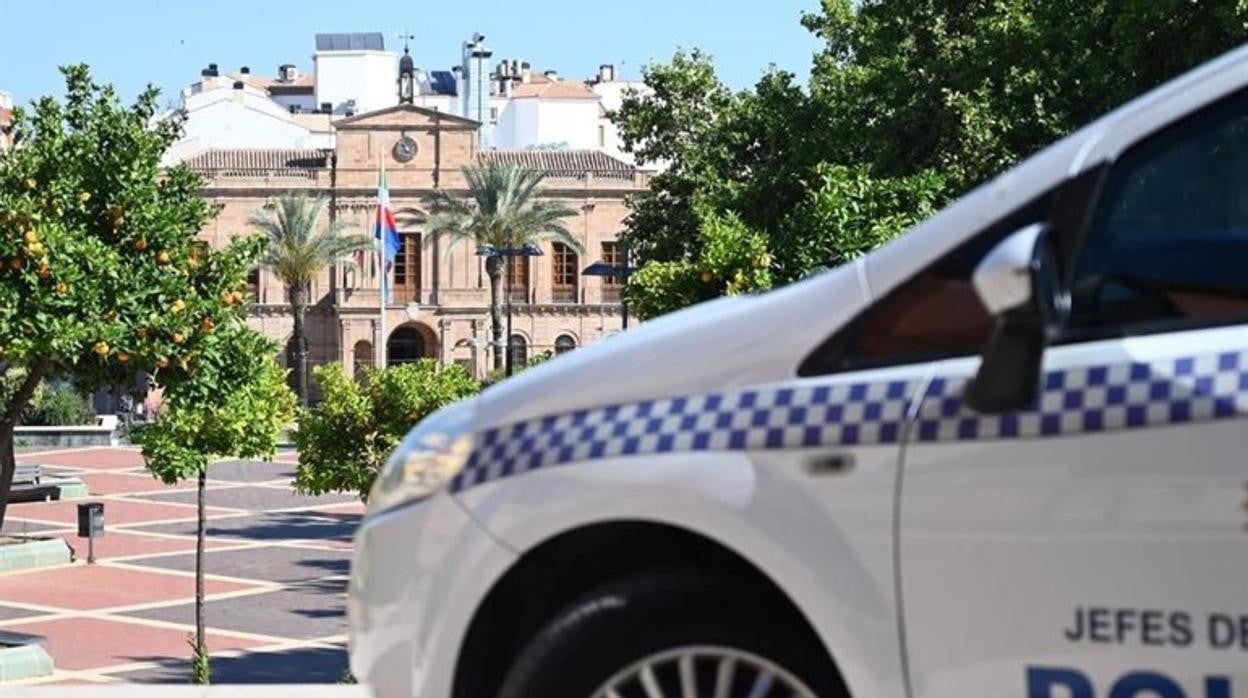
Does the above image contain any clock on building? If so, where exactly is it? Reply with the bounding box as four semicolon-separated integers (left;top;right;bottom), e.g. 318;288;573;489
392;135;418;163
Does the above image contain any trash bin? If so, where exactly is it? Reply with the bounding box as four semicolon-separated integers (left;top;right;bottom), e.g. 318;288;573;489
77;502;105;538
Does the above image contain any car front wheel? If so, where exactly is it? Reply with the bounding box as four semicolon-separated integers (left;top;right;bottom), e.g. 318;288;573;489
497;568;844;698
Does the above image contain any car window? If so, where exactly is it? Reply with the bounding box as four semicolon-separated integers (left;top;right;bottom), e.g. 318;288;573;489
798;197;1052;376
1068;89;1248;336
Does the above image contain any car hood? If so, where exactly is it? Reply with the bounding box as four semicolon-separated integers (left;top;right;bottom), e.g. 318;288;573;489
469;262;872;431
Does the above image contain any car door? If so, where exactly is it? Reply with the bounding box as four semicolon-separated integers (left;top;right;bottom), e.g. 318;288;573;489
900;87;1248;697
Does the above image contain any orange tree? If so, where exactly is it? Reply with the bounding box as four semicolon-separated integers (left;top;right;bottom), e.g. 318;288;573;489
132;324;295;683
0;64;277;528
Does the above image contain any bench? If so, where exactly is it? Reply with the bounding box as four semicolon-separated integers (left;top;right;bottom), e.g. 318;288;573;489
8;464;61;503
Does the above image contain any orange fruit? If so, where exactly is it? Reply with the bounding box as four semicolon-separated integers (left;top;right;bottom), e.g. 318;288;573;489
116;352;130;363
155;251;171;265
172;332;185;344
133;239;148;251
93;341;109;356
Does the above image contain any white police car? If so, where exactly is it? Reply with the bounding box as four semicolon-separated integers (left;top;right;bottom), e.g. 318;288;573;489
350;46;1248;698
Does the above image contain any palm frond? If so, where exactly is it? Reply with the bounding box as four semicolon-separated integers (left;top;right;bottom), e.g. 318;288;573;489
251;194;370;285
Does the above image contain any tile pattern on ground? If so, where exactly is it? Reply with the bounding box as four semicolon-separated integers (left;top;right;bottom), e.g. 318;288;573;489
132;485;357;512
0;447;358;684
16;448;146;470
0;563;258;611
6;498;231;527
132;511;356;543
207;460;297;483
60;531;238;560
0;616;265;671
0;604;45;622
123;579;348;640
79;472;189;495
125;544;351;584
111;644;348;684
0;518;69;536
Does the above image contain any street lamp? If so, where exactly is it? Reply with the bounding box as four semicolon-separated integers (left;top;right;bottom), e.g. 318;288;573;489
477;243;543;376
582;256;637;330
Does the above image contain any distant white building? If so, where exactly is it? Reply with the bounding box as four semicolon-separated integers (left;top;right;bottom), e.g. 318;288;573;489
164;65;331;164
166;31;654;169
0;90;12;151
314;33;398;116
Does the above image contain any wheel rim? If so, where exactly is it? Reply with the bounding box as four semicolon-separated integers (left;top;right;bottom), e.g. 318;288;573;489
590;645;818;698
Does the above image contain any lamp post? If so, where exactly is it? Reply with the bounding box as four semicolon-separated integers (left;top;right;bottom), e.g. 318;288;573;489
477;243;544;376
582;254;637;330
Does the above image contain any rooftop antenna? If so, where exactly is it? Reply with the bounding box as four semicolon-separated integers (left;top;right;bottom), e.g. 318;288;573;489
398;32;415;54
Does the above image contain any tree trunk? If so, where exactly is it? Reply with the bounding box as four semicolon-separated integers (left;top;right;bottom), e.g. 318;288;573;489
195;467;207;677
0;360;52;531
288;283;309;406
485;256;505;372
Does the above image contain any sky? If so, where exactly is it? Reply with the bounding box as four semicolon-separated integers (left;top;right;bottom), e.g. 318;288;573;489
0;0;824;107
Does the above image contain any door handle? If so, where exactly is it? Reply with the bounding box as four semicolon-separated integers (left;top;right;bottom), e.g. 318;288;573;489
806;452;854;476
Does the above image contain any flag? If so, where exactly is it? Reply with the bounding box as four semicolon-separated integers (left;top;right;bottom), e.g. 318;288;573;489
374;166;401;302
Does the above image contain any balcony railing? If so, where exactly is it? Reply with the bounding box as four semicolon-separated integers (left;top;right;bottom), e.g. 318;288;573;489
601;286;622;303
551;286;578;304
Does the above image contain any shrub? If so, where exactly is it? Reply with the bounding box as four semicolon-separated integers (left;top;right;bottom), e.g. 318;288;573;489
293;361;479;500
481;350;555;388
24;382;94;426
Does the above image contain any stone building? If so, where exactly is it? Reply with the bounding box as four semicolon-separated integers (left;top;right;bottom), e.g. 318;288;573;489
186;104;643;380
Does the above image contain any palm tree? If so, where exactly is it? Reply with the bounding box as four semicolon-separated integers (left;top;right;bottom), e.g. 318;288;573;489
251;195;370;405
427;163;580;372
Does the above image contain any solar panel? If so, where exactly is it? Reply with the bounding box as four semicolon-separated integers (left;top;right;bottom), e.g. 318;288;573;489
315;33;385;52
429;71;458;96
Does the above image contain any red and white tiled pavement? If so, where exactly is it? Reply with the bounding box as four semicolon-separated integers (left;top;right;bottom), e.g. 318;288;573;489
0;447;361;685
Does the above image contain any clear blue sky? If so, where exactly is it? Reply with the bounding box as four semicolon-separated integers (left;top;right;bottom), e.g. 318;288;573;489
0;0;824;107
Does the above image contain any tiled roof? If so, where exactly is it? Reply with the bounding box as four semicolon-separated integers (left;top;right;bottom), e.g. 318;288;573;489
481;150;634;179
184;149;328;172
511;80;598;100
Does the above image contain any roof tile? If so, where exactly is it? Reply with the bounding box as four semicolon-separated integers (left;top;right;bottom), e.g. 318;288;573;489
480;150;634;179
183;149;328;172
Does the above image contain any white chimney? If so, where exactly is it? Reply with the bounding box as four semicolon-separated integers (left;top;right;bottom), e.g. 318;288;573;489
544;70;559;81
598;64;615;83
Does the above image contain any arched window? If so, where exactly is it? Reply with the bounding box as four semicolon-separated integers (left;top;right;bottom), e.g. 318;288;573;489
388;326;427;364
353;340;375;377
508;334;528;368
554;334;577;355
552;242;578;303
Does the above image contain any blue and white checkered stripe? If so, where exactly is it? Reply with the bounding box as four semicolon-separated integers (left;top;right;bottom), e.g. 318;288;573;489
451;379;917;492
916;350;1248;440
449;349;1248;493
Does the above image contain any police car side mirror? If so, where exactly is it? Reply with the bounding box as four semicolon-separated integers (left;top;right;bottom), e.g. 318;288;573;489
965;223;1064;414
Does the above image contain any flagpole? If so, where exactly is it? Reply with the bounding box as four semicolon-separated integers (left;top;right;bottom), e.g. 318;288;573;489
377;158;388;370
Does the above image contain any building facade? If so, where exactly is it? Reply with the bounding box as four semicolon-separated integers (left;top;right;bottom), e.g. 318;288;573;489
171;33;652;169
187;104;644;380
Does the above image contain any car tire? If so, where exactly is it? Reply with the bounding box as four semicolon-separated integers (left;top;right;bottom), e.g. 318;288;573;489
496;567;845;698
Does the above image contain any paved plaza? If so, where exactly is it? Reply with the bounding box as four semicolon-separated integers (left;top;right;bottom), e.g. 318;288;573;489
0;446;361;685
